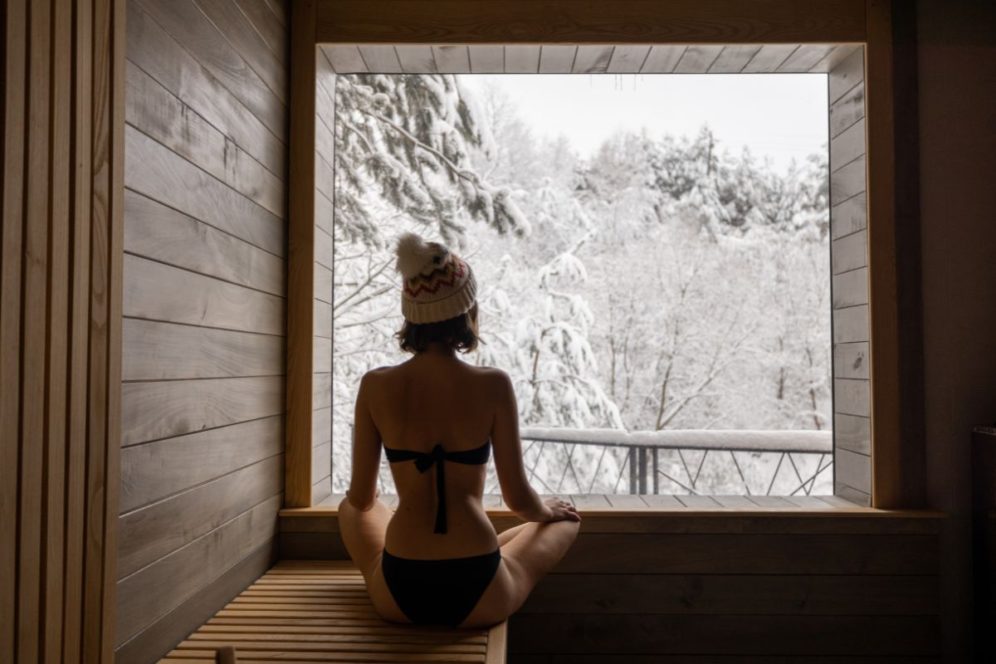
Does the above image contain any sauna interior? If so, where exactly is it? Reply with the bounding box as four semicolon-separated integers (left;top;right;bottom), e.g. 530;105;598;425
2;0;994;663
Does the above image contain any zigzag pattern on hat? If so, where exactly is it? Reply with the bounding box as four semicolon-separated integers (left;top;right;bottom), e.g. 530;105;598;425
404;257;466;297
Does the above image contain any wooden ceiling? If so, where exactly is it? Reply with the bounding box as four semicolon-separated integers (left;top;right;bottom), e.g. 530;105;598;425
319;43;861;75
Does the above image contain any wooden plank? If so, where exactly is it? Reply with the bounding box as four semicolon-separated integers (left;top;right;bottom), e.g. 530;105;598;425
123;254;285;335
314;263;333;304
836;413;872;456
126;63;284;215
836;448;872;494
830;82;865;138
235;0;288;59
538;45;577;74
315;1;868;44
503;45;540;73
125;127;284;256
830;192;867;240
707;45;761;73
134;0;286;136
43;0;73;659
830;117;866;172
19;1;54;660
675;495;721;509
832;266;868;308
123;318;283;381
777;44;835;72
322;44;368;73
606;45;649;73
393;45;436;73
555;533;936;574
673;45;723;73
63;0;95;657
127;2;284;174
829;46;864;103
432;45;471;73
809;44;861;73
118;456;282;577
286;0;317;508
508;614;939;655
120;416;283;513
832;229;867;275
115;541;276;664
835;378;871;418
468;45;504;73
0;0;27;657
521;573;938;615
116;496;281;645
194;0;287;103
835;341;869;380
833;303;870;343
640;45;685;73
742;44;798;72
121;376;284;446
313;442;332;484
124;190;284;296
356;45;403;73
830;155;866;206
571;45;614;73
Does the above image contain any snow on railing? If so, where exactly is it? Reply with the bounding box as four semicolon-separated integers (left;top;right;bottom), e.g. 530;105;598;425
515;427;833;496
520;427;832;454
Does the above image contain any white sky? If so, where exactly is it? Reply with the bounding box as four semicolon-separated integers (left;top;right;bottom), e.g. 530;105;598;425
458;74;828;174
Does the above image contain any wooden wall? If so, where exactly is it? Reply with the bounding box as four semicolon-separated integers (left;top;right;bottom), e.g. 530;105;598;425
1;0;125;662
829;47;872;506
115;0;288;661
280;509;943;661
312;47;336;504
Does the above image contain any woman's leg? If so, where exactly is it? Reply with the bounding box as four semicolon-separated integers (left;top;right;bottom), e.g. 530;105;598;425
496;522;529;546
460;519;580;627
336;495;408;623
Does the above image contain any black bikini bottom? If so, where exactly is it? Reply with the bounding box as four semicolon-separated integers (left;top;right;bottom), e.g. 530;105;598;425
381;548;501;627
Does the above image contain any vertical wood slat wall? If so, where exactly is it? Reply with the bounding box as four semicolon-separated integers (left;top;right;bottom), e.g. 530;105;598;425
0;0;125;661
829;47;872;506
114;0;289;662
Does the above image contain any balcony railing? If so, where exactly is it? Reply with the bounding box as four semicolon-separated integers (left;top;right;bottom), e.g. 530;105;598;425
513;428;833;497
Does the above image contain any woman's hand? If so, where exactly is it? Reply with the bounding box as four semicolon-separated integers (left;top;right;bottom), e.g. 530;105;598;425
540;497;581;523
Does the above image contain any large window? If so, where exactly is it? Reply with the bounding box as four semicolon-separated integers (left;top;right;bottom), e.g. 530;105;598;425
325;69;836;498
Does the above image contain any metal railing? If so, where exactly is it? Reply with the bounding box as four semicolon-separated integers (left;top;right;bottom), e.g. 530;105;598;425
516;427;833;497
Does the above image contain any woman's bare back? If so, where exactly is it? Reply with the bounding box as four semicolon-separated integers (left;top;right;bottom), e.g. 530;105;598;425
363;352;504;559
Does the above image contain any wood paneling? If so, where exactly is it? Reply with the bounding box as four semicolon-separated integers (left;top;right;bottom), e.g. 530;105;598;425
829;46;871;506
118;0;288;660
279;509;942;660
0;0;125;661
315;0;868;44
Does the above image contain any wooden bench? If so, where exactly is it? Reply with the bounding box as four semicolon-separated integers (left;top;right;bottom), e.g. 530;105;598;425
158;560;507;663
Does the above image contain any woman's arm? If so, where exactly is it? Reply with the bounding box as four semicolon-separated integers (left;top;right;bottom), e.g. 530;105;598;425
346;372;382;511
490;370;579;523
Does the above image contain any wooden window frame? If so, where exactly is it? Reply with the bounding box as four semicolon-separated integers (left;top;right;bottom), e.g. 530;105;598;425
285;0;924;509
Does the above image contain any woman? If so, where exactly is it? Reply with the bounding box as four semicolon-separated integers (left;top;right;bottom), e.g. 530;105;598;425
338;232;581;629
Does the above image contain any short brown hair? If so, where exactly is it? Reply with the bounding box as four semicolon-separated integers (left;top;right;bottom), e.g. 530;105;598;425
397;303;479;354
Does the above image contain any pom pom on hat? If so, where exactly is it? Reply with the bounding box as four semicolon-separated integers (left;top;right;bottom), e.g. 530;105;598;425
395;232;477;324
395;232;448;279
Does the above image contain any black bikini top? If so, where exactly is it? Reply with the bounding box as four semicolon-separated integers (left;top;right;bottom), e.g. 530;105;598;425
383;440;491;534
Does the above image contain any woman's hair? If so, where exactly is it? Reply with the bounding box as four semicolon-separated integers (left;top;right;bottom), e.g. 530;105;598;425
396;302;479;354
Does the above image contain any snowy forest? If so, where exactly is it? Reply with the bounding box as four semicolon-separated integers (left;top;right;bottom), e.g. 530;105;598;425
329;74;833;496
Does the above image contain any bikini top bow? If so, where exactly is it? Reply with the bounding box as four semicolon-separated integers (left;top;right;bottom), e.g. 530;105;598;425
383;441;491;534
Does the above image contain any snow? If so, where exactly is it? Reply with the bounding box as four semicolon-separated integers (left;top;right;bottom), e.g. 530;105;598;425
326;73;833;496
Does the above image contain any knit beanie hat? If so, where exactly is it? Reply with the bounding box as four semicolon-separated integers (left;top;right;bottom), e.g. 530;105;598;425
395;232;477;324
